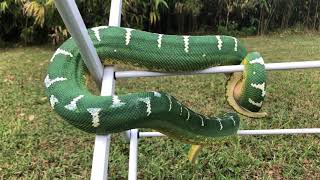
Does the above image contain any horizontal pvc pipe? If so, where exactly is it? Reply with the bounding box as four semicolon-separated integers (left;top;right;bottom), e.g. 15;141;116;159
116;60;320;79
139;128;320;137
238;128;320;135
138;132;165;137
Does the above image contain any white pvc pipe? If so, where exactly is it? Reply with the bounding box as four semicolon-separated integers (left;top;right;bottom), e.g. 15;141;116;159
109;2;137;179
91;67;114;180
238;128;320;135
128;129;139;180
116;60;320;79
139;128;320;137
108;0;131;142
108;0;122;26
54;0;104;86
139;132;165;137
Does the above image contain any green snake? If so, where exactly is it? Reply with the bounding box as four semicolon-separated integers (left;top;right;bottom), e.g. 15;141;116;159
45;26;266;157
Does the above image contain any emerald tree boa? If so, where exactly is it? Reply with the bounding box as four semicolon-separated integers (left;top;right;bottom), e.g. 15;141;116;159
45;26;267;161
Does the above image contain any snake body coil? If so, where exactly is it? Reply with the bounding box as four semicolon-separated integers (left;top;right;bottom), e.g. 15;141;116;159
45;26;266;145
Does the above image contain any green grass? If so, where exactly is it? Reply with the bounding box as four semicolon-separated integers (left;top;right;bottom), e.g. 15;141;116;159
0;34;320;179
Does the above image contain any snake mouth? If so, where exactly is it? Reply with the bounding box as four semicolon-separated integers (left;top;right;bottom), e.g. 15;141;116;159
226;71;267;118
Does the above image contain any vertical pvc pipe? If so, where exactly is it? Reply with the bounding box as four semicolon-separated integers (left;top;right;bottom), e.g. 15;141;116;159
107;0;131;142
128;129;139;180
90;67;115;180
109;0;122;26
109;2;138;178
53;0;111;179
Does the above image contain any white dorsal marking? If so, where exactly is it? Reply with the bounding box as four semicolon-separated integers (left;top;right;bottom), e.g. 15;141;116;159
251;82;266;97
44;75;67;88
167;95;172;111
183;36;190;53
125;28;134;45
253;71;256;75
199;115;204;127
157;34;163;48
233;37;238;51
65;95;84;111
153;91;161;97
248;98;263;107
111;95;126;108
49;95;59;109
139;98;152;116
217;118;223;130
216;36;223;50
176;102;182;116
249;57;264;65
230;116;236;126
91;26;109;41
185;108;190;121
50;48;73;62
87;108;102;127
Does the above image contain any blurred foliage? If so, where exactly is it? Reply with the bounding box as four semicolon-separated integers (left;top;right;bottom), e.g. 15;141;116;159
0;0;319;45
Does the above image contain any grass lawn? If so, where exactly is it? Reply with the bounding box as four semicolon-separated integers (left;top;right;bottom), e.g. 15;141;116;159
0;33;320;179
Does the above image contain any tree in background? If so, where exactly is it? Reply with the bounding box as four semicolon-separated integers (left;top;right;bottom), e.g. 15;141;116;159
0;0;319;45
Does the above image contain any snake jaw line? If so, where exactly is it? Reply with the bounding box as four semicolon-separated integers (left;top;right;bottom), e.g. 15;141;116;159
226;72;267;118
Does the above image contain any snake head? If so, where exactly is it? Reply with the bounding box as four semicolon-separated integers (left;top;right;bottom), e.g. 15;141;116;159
226;52;267;118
